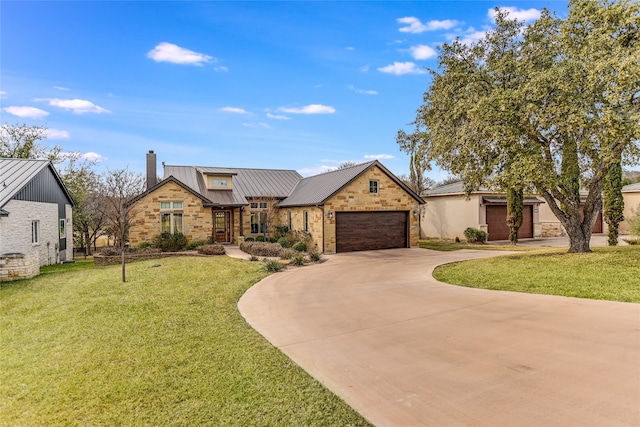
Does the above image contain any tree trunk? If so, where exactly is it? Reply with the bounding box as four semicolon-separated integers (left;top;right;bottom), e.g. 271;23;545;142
565;222;593;253
506;187;524;245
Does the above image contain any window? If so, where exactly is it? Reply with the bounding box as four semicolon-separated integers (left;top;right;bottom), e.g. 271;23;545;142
160;201;183;234
287;211;292;230
303;211;309;232
250;202;267;209
250;212;268;234
32;221;39;244
59;219;66;239
369;180;379;194
250;202;258;209
212;179;228;187
260;202;268;209
161;201;182;210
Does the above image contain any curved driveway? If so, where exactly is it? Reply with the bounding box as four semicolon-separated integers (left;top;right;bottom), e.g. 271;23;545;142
238;248;640;427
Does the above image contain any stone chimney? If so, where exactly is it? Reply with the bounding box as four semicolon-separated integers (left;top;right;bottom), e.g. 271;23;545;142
146;150;157;190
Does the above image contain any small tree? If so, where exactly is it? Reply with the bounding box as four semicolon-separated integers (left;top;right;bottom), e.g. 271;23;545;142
603;161;625;245
0;123;65;162
101;168;145;281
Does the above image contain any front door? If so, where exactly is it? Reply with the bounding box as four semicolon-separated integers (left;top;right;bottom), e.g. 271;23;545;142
214;211;231;243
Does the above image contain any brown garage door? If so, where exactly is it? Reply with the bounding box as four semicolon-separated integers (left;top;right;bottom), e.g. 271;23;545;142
336;211;408;253
486;205;533;241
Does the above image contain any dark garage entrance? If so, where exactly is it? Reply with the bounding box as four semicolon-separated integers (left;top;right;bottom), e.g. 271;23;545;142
336;211;408;252
486;205;534;241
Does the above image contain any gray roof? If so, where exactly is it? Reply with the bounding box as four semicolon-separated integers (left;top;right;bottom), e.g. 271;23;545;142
278;160;424;207
163;165;302;205
622;182;640;192
0;158;50;209
423;181;495;196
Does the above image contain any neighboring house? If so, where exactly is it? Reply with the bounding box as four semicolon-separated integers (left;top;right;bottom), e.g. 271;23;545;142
0;158;74;268
621;183;640;234
420;181;603;241
128;151;424;253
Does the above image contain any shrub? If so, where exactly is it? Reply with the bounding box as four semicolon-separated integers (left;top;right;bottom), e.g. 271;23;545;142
274;225;290;239
269;237;278;243
153;232;188;252
255;235;266;242
289;253;306;266
239;241;254;254
137;242;152;249
242;242;283;257
249;255;259;262
262;259;285;272
308;250;322;262
629;205;640;236
277;237;291;248
280;249;296;260
623;237;639;245
197;244;225;255
292;241;307;252
186;240;207;250
244;237;255;242
464;227;487;243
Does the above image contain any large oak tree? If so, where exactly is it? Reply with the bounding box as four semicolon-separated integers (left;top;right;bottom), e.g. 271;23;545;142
402;0;639;252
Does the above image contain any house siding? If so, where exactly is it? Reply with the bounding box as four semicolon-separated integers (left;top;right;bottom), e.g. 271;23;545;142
621;191;640;234
129;181;213;245
0;200;61;266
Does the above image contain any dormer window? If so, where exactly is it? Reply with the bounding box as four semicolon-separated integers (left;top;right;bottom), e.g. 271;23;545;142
212;178;228;188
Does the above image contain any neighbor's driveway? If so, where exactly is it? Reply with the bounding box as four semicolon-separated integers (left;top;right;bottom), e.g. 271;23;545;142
238;248;640;427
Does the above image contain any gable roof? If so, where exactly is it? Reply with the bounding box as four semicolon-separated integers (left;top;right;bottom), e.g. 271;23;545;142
622;182;640;192
126;175;214;206
163;165;302;206
0;158;74;209
278;160;424;207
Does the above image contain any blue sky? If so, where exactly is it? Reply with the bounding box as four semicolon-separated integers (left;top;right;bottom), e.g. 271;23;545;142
1;1;566;179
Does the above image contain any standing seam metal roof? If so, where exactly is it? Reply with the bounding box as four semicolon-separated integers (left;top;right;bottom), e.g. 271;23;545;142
622;183;640;192
0;158;51;208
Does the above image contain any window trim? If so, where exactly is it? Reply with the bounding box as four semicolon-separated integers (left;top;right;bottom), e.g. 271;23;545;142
59;219;66;239
160;201;183;210
32;220;39;244
369;180;379;194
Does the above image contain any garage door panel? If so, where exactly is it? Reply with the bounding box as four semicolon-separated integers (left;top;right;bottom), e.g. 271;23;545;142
336;211;408;252
486;205;533;241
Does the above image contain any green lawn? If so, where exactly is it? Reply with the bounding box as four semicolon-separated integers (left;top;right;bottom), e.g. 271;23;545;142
433;245;640;302
419;239;545;252
0;257;370;427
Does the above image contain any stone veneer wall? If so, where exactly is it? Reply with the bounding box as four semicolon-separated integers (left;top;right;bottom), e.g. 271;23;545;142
0;252;39;281
128;181;214;246
0;200;61;266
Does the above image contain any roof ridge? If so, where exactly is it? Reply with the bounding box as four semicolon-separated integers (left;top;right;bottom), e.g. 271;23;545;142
305;160;376;179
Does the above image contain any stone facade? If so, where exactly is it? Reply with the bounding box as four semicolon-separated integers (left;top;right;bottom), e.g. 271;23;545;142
541;222;566;237
0;252;39;281
0;200;66;266
128;181;213;246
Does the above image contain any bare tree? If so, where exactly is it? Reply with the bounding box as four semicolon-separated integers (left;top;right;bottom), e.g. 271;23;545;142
1;123;65;162
397;173;436;195
337;161;357;170
100;168;145;281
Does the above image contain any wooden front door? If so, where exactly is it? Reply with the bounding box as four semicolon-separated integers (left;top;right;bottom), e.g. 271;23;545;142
214;211;231;243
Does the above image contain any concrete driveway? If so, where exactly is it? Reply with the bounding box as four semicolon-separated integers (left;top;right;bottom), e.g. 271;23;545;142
238;248;640;427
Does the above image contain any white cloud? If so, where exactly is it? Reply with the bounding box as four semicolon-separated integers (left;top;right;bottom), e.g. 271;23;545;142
2;106;49;118
397;17;461;33
0;91;7;99
348;85;378;95
451;28;490;46
266;112;291;120
220;107;249;114
378;62;425;75
278;104;336;114
81;152;107;162
39;98;110;114
242;122;271;129
53;85;70;91
409;44;438;60
46;128;69;139
147;42;213;66
489;7;541;22
360;65;371;72
214;65;228;72
298;165;336;177
364;154;395;160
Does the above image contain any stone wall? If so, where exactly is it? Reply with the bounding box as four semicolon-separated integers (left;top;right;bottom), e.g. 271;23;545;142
0;200;61;266
0;252;39;281
541;222;566;237
129;181;214;245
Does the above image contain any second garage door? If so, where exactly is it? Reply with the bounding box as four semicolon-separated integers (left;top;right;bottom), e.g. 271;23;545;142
336;211;408;252
486;205;533;241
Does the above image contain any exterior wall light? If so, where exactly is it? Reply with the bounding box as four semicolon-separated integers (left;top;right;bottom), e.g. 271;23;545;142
327;210;334;219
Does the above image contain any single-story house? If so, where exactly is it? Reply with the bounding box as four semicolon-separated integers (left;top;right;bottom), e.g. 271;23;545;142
128;151;424;253
0;158;74;275
621;183;640;234
421;181;604;241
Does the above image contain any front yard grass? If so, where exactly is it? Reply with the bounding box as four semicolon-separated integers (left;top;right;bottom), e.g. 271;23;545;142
0;257;370;426
433;245;640;303
419;239;544;252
